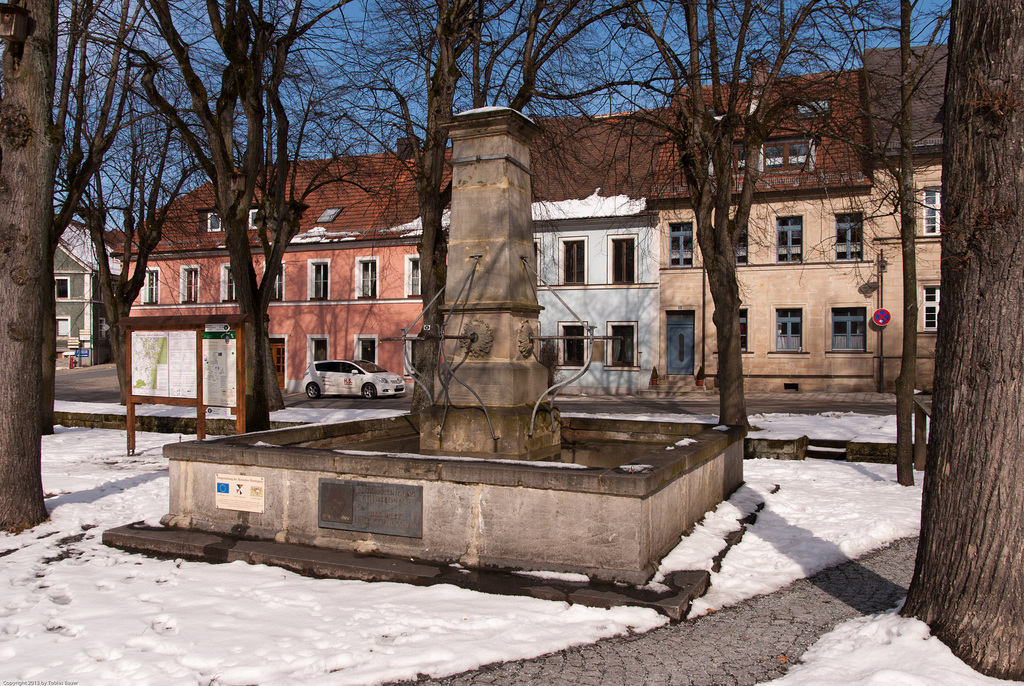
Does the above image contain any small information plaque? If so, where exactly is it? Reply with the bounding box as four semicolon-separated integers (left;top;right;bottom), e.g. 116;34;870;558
215;473;266;513
318;478;423;538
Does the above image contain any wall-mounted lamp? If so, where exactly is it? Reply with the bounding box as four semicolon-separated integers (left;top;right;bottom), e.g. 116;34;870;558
0;5;29;43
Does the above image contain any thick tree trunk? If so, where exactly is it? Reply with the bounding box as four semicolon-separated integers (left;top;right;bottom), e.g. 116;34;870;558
703;245;748;427
244;315;282;432
0;0;58;531
412;195;448;412
901;0;1024;677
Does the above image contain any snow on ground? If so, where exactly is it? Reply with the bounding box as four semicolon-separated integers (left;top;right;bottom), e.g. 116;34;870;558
0;407;1010;685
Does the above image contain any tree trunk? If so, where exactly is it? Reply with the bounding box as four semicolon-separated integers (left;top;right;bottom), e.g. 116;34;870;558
412;194;448;412
0;0;58;532
700;234;748;427
901;0;1024;677
244;315;281;432
894;0;918;487
40;245;56;435
111;312;128;405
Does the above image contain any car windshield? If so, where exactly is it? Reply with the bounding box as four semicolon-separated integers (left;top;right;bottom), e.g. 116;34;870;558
356;361;387;373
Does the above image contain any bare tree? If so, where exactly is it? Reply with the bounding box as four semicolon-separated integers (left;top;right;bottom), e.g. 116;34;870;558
347;0;627;411
0;0;58;530
901;0;1024;677
81;109;198;404
618;0;850;426
140;0;350;430
40;0;139;433
850;1;948;487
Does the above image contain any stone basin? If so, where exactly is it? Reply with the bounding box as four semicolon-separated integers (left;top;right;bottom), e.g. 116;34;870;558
161;414;744;584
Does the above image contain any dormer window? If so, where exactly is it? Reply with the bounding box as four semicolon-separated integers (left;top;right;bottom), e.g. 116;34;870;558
763;140;813;171
206;211;221;232
797;100;831;118
316;207;343;223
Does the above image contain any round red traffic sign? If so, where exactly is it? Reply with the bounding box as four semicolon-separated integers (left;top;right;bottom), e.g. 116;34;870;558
873;308;891;326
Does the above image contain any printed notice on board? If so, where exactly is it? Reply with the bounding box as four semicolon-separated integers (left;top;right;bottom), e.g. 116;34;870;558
215;474;265;513
202;329;237;408
131;330;197;398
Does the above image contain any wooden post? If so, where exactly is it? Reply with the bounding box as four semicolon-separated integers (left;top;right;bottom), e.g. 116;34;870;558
235;324;246;435
196;328;206;441
125;327;136;456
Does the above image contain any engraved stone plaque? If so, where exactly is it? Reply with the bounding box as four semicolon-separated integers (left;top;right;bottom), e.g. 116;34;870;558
318;478;422;538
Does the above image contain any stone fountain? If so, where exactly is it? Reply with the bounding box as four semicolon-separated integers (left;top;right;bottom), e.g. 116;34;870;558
104;109;743;589
417;109;560;461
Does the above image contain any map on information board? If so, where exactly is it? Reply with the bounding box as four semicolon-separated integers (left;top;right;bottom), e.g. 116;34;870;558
131;331;197;398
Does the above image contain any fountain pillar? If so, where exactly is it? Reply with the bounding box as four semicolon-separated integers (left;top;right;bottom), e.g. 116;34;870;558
419;108;560;460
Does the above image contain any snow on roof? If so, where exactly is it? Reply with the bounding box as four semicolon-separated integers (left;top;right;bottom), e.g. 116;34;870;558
59;224;122;275
533;190;646;221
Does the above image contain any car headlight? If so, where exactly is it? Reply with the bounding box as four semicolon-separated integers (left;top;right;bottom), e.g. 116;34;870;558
374;376;387;383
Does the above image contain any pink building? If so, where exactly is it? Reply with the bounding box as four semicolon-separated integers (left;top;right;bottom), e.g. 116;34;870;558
134;155;425;391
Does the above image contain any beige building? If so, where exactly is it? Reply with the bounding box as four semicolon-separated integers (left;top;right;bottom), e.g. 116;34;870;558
649;49;945;393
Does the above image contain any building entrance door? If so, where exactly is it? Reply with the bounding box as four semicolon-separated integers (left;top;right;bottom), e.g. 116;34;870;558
666;311;695;375
270;338;286;389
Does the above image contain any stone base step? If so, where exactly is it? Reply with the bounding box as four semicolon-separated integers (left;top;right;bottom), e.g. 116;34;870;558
807;438;848;460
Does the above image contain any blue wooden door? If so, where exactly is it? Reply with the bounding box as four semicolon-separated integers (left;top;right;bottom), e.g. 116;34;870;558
666;312;695;375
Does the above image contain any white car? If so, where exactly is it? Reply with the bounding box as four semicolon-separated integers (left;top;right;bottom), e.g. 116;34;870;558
302;360;406;399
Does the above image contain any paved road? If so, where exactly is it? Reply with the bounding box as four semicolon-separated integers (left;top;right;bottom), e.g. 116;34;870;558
391;537;918;686
56;365;896;416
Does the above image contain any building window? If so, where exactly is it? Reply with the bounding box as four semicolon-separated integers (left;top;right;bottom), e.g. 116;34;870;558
56;317;71;337
181;266;199;303
316;207;343;223
776;309;802;351
221;264;235;302
607;322;637;367
270;266;285;301
561;323;586;366
611;237;636;284
739;309;748;352
406;256;421;297
797;100;831;118
735;229;748;265
356;336;377;363
669;222;694;267
763;140;812;170
533;241;541;283
143;269;159;304
357;258;378;298
248;208;259;231
311;337;328;362
563;240;585;284
55;277;70;300
777;216;803;262
734;145;746;171
924;286;940;330
832;308;867;350
835;213;863;261
206;211;221;232
923;187;941;234
309;261;329;300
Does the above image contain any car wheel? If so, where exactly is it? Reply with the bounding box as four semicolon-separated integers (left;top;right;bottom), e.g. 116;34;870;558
361;383;378;399
305;382;322;399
